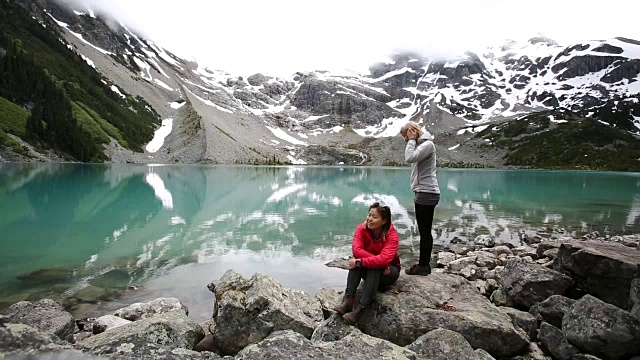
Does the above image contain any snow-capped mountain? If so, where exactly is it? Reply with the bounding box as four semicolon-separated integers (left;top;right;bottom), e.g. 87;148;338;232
6;0;640;168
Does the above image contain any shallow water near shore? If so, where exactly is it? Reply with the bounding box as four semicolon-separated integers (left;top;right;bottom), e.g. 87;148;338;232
1;163;639;321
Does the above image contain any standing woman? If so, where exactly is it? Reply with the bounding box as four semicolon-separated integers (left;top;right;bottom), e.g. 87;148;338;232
400;121;440;276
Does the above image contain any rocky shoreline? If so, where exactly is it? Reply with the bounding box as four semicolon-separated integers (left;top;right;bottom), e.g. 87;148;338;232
2;232;640;360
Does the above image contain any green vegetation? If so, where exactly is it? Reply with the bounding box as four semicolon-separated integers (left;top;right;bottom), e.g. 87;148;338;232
76;102;128;147
0;95;28;137
475;110;640;172
0;0;159;161
0;128;29;156
438;160;491;169
71;102;110;144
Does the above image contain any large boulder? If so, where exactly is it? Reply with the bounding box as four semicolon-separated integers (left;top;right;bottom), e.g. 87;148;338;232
1;299;77;342
562;295;640;360
0;315;70;355
114;297;188;321
501;258;573;308
534;295;576;328
210;270;323;356
310;314;357;342
78;309;204;355
95;314;132;331
236;330;416;359
314;287;341;319
632;278;640;319
538;322;579;360
499;306;538;340
357;273;529;357
553;240;640;309
406;328;478;360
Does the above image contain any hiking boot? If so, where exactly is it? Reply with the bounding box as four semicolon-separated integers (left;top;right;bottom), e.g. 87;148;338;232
342;304;365;325
405;264;431;276
333;297;354;315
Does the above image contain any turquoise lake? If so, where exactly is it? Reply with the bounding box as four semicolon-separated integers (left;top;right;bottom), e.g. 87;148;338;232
1;163;639;320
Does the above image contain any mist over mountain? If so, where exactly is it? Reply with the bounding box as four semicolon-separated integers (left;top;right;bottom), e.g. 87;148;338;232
1;0;640;171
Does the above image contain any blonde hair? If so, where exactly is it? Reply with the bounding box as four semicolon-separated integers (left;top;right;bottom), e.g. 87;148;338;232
400;121;423;137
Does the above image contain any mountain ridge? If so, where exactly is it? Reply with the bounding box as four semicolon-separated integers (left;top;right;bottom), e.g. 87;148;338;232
0;0;639;170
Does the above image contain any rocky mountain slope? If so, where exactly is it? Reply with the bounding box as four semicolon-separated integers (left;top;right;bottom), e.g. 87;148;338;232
1;0;639;170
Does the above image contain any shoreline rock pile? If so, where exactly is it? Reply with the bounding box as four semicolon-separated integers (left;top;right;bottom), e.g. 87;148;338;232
2;232;639;359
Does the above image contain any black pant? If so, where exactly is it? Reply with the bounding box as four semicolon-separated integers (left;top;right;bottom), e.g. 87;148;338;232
344;265;400;307
415;203;436;266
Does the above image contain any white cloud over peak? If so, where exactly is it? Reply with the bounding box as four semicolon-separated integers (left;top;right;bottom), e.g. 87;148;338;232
54;0;640;77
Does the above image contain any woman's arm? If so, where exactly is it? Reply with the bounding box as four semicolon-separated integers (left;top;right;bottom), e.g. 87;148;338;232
405;140;434;163
352;225;375;259
361;227;399;269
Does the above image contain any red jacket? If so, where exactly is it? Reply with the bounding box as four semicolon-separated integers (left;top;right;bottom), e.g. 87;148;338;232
352;222;401;269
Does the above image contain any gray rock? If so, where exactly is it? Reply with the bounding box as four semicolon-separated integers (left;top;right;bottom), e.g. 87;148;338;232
211;270;322;356
2;299;76;342
538;322;579;360
630;278;640;308
358;273;529;357
315;287;341;319
485;245;513;257
114;297;188;321
437;252;457;267
459;265;482;280
475;348;496;359
95;314;132;331
0;315;70;354
562;295;640;360
236;330;416;359
246;73;269;86
572;355;603;360
553;240;640;309
406;328;477;359
78;309;204;355
448;256;477;272
536;238;568;258
475;235;495;247
490;289;515;307
449;244;472;256
499;306;538;340
501;258;573;308
543;248;560;259
536;295;576;328
475;252;498;270
310;313;358;342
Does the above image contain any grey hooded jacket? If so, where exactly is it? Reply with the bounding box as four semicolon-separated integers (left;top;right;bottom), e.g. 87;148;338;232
405;134;440;194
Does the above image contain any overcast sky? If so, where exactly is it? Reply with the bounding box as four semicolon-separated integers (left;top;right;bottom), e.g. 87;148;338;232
57;0;640;77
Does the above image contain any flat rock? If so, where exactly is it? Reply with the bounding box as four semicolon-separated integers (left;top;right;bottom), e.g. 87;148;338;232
1;299;77;342
114;297;188;321
406;328;477;359
553;240;640;309
357;273;529;358
501;258;573;308
78;309;204;355
236;330;416;360
562;295;640;360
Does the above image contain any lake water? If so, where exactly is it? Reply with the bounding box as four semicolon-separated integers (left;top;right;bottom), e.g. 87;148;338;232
1;163;639;321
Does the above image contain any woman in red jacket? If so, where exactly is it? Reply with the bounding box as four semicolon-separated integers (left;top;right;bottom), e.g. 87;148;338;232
334;202;401;324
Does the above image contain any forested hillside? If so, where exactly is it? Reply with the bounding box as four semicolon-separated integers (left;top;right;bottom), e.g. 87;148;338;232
0;0;159;161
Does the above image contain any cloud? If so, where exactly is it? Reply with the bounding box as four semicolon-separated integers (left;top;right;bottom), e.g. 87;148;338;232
53;0;640;77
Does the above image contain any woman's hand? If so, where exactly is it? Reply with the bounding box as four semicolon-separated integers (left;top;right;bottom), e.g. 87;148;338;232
348;258;357;269
384;267;390;275
407;129;418;141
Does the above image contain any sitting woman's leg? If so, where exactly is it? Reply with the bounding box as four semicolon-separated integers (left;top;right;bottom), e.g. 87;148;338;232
334;268;362;315
379;265;400;290
343;268;383;324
